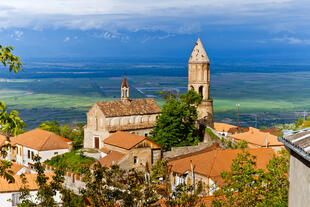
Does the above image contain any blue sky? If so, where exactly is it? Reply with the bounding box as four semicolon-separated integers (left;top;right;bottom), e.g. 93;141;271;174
0;0;309;62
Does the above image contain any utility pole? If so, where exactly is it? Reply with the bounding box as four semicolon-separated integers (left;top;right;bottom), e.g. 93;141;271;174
236;104;240;128
304;111;307;120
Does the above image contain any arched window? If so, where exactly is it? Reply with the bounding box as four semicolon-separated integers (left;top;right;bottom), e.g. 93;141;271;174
199;86;203;99
190;85;194;91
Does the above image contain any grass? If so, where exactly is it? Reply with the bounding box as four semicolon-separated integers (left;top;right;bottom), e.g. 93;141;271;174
45;150;96;174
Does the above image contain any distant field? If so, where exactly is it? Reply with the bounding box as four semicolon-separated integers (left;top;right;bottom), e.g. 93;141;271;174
1;61;310;128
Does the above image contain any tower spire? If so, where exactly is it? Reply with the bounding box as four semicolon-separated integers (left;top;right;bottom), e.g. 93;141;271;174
188;37;209;64
121;74;130;102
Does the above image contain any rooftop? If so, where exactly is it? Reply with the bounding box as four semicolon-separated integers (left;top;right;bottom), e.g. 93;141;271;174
214;122;238;133
0;172;54;193
279;128;310;162
169;148;274;186
95;98;160;118
188;37;209;64
11;129;71;151
228;127;283;147
0;135;7;147
96;150;126;167
103;131;160;150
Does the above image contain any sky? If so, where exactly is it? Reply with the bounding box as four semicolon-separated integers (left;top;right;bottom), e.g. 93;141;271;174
0;0;309;62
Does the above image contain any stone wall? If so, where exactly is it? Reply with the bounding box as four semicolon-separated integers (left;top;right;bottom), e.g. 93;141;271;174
163;142;214;160
288;150;310;207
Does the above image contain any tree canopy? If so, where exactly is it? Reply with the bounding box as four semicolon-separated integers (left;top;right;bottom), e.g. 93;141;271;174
212;150;289;207
150;89;202;151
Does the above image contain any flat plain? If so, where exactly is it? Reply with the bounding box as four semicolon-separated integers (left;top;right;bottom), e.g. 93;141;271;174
1;60;310;128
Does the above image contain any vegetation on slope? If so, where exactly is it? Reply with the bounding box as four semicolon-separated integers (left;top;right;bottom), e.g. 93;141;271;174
45;151;96;174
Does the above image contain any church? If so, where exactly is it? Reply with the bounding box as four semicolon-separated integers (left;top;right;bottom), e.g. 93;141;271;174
83;76;161;149
84;37;214;149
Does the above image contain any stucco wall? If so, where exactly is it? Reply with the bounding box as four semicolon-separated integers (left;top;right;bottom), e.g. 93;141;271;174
0;190;62;207
15;145;68;167
288;150;310;207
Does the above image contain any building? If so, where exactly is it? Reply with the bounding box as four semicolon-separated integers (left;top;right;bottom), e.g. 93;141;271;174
94;131;161;171
0;173;61;206
214;122;239;137
168;146;274;195
227;127;284;151
84;76;161;149
10;129;71;168
279;129;310;207
188;37;214;128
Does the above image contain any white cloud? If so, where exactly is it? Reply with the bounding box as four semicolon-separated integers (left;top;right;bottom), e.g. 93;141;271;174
10;30;23;40
0;0;308;35
272;36;310;45
64;36;70;42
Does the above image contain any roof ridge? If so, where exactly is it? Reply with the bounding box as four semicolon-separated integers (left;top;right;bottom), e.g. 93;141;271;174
39;132;53;151
208;150;219;178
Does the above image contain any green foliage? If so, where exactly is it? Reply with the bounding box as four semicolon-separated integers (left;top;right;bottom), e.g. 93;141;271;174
212;150;289;207
39;121;84;149
295;117;304;128
150;90;202;151
82;164;159;207
0;44;23;73
45;151;96;174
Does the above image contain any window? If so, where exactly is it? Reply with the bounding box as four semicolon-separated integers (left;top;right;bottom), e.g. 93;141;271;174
133;156;138;164
19;147;21;156
27;150;30;159
16;147;18;155
31;151;34;160
12;192;21;206
54;152;58;155
145;133;148;137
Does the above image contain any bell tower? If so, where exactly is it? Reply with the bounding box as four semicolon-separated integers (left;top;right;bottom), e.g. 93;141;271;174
121;75;130;102
188;37;214;128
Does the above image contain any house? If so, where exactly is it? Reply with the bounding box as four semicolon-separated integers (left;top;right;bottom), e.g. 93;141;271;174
0;173;61;207
227;127;284;151
214;122;239;137
10;129;71;168
94;131;161;171
168;146;274;195
84;75;161;149
278;129;310;207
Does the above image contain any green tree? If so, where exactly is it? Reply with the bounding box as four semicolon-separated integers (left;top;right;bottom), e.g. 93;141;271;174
212;150;289;207
150;90;202;150
0;44;24;182
0;44;23;73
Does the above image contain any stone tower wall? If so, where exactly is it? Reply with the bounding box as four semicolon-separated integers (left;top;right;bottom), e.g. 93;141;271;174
188;62;214;128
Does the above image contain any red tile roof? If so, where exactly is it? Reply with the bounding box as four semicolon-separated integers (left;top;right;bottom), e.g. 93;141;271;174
96;151;126;167
104;131;160;150
0;172;54;193
11;129;70;151
169;148;274;186
228;127;283;147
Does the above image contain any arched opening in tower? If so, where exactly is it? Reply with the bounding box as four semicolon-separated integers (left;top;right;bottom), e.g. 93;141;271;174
190;85;194;90
199;86;203;99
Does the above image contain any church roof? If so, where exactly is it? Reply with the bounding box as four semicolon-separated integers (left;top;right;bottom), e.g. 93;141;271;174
121;75;129;88
188;37;209;64
95;98;161;118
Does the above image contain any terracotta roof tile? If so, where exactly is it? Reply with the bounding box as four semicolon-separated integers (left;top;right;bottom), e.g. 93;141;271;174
0;135;7;147
0;172;54;193
95;98;160;118
228;127;283;147
96;151;126;167
214;122;238;133
103;131;146;150
99;147;111;154
9;162;24;175
11;129;70;151
59;136;72;143
169;148;274;187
